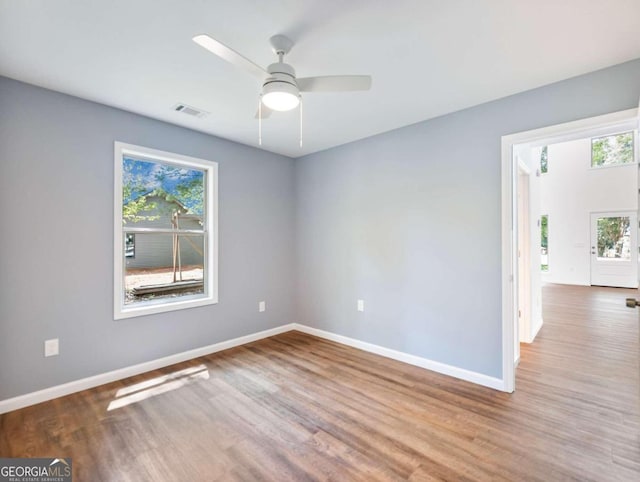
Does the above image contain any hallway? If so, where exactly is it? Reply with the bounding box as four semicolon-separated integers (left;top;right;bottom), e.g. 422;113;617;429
516;283;640;478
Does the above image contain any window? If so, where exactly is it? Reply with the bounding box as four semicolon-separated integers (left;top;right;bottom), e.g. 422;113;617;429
114;142;218;320
591;132;634;168
596;216;631;260
540;215;548;271
540;146;548;174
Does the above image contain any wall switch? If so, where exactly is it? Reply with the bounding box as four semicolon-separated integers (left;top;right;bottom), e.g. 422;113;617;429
357;299;365;312
44;338;59;357
258;301;266;312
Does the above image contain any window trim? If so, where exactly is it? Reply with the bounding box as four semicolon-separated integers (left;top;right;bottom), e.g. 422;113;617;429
113;141;218;320
589;130;636;170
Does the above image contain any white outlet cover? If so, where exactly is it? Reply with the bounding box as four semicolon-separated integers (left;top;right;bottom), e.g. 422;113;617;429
259;301;266;312
357;299;364;312
44;338;59;357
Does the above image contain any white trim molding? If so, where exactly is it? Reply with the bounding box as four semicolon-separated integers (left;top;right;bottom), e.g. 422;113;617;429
0;323;507;414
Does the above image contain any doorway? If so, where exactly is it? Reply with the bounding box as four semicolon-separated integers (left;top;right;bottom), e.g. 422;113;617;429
500;107;639;393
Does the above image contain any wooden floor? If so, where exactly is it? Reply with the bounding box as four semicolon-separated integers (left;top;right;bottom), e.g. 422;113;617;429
1;284;639;481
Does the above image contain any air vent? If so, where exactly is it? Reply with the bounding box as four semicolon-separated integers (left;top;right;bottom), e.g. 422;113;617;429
173;103;208;118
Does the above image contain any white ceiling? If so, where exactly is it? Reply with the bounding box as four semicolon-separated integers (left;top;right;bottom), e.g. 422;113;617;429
1;0;639;158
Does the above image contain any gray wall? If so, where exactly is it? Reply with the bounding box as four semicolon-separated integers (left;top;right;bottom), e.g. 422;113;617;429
295;58;640;378
2;58;640;401
0;77;296;400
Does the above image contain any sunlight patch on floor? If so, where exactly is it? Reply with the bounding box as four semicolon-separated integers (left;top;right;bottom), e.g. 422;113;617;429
108;364;209;411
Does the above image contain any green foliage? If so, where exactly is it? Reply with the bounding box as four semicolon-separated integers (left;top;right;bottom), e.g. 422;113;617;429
122;194;159;224
597;217;630;258
176;177;204;215
122;162;159;224
540;215;548;249
540;146;548;174
591;132;634;167
540;215;549;271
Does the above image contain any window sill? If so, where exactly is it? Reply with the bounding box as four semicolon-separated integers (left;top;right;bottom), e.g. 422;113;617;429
115;294;218;320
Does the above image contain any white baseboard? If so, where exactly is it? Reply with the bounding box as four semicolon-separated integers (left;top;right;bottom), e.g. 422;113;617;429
0;322;506;414
0;323;295;414
531;317;543;341
292;324;505;391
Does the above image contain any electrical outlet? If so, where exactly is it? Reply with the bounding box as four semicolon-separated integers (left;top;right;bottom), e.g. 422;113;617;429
357;299;364;312
258;301;266;312
44;338;59;357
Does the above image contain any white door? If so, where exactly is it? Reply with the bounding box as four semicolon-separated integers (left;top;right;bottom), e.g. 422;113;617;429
590;211;638;288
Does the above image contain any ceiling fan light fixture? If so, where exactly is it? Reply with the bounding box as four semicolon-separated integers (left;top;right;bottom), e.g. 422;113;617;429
262;81;300;111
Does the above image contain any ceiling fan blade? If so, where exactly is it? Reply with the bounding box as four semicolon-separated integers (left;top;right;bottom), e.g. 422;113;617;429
193;34;268;80
297;75;372;92
255;105;273;119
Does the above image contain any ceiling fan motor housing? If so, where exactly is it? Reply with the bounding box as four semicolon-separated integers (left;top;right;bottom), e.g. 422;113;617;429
264;62;297;88
262;62;300;111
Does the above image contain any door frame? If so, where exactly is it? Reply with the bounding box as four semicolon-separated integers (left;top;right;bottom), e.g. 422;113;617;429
500;108;638;393
516;158;531;365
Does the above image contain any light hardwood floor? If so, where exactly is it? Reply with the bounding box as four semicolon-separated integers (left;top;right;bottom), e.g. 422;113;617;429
1;284;638;480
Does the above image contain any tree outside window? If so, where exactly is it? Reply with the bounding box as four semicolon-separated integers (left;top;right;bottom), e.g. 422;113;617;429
596;216;631;259
541;215;548;271
540;146;548;174
591;132;634;167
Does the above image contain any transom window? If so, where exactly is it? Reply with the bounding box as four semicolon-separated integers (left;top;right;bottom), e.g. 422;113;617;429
591;131;634;168
114;142;218;320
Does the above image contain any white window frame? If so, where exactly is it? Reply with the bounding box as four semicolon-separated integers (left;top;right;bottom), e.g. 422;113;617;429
114;142;218;320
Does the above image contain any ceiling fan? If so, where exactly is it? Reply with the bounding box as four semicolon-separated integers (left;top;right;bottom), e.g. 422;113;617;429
192;33;372;119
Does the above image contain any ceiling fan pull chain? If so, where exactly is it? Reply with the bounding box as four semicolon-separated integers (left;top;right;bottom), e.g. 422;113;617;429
258;94;263;146
299;95;303;148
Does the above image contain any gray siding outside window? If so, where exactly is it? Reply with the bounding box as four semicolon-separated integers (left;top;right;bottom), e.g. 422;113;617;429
123;196;203;269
